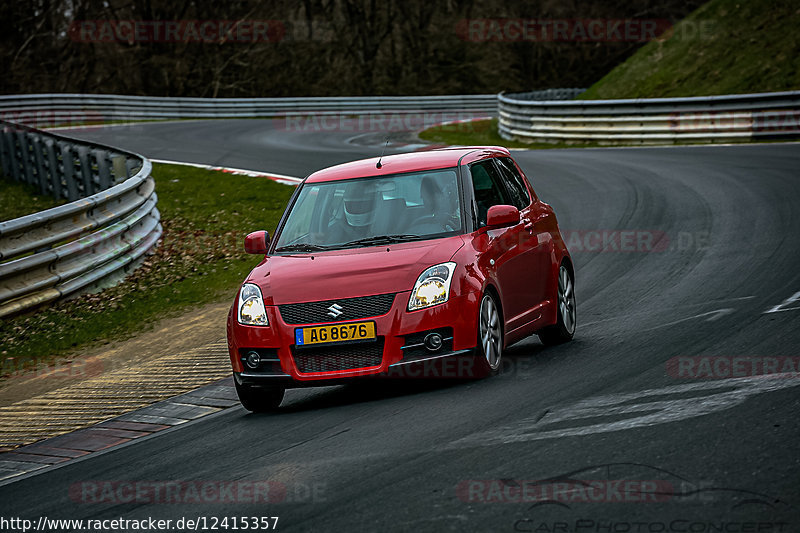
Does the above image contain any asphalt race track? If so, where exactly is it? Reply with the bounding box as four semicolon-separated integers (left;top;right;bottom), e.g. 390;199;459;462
2;120;799;531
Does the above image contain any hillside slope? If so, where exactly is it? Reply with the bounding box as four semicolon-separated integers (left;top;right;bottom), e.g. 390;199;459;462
579;0;800;99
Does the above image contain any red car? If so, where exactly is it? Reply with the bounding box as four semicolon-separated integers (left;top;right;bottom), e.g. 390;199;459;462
227;146;575;411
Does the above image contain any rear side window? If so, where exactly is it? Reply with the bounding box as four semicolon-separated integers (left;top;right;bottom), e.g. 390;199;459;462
470;160;510;227
495;157;532;209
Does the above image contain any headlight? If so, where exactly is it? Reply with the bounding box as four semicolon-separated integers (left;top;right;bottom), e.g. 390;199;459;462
408;262;456;311
238;283;269;326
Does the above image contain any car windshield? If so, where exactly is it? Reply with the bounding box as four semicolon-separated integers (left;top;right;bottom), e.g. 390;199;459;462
274;168;462;252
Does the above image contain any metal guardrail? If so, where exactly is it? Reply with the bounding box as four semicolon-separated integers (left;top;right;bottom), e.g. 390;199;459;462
0;94;498;126
0;120;161;318
499;88;586;101
499;90;800;145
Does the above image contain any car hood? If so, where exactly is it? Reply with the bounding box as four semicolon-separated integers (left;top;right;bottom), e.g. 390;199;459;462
247;236;465;305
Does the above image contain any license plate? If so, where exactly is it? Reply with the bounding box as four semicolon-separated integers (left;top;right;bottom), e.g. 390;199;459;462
295;321;376;346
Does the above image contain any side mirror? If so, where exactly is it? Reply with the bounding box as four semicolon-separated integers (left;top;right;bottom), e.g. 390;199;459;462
244;231;270;254
486;205;520;228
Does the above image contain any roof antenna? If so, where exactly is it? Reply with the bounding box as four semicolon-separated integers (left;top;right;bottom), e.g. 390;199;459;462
376;137;389;169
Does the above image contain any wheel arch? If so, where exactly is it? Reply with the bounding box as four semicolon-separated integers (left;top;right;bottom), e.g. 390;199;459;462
560;255;575;281
481;282;506;345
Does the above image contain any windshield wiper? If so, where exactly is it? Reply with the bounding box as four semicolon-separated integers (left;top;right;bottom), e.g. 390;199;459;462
342;234;422;247
274;243;333;253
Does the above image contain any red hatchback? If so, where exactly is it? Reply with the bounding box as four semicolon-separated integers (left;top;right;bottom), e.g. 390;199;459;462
227;146;575;411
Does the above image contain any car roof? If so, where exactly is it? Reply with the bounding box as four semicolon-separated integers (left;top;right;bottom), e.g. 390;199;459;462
304;146;511;183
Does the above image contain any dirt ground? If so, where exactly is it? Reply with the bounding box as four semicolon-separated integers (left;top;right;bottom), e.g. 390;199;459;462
0;300;232;406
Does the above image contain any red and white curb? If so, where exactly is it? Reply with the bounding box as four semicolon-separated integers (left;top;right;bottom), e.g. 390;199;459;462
150;159;303;185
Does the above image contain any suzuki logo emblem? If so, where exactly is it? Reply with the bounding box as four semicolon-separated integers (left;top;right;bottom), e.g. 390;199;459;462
327;303;344;318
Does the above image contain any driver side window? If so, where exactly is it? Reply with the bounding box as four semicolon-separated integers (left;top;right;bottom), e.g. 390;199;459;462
495;157;531;209
470;160;510;227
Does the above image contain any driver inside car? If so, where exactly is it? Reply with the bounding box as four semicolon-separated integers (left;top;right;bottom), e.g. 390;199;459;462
416;175;459;232
330;182;380;242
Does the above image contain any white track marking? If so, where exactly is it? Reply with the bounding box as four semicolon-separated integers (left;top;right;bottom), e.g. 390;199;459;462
581;297;753;328
452;375;800;447
642;308;734;330
764;290;800;314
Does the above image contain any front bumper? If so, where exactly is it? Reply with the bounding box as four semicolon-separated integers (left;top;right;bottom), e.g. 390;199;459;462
227;291;482;384
235;348;479;389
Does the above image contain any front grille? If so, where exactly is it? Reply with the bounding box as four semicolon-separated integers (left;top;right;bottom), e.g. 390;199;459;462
291;339;384;373
278;293;396;325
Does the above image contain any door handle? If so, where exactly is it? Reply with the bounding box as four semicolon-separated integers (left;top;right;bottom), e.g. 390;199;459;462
522;217;534;233
532;213;550;226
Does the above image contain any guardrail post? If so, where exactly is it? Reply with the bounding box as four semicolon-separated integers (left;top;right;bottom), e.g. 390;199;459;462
11;130;27;183
43;138;61;199
31;135;51;197
0;126;13;180
58;141;79;201
75;145;94;197
23;133;39;190
111;155;128;183
125;158;138;179
95;149;112;190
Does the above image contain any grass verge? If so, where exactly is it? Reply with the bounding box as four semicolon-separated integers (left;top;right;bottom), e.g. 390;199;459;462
0;180;64;221
0;163;295;377
579;0;800;99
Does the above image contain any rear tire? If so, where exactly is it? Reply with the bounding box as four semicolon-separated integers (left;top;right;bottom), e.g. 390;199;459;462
538;264;576;346
235;378;285;412
475;292;503;377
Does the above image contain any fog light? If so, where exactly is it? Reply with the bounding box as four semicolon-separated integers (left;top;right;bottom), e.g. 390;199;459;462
424;333;443;352
245;351;261;370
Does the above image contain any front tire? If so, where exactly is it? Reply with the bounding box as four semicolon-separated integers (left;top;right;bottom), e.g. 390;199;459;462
235;378;285;412
475;292;503;377
538;264;576;346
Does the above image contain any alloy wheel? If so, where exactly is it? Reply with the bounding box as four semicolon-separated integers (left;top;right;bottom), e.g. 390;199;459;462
480;294;502;370
558;266;576;335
